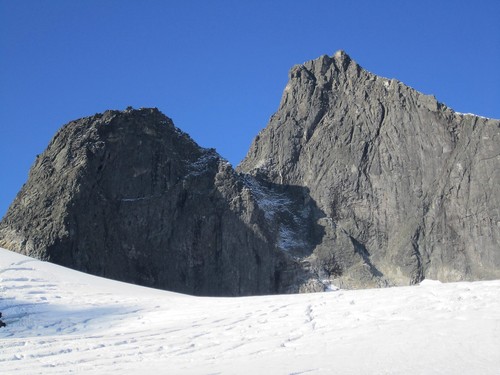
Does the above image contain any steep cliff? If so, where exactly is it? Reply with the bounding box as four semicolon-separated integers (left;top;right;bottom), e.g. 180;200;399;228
238;51;500;288
1;51;499;294
0;108;317;295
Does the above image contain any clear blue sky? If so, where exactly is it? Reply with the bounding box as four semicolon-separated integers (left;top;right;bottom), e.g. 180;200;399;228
1;0;499;218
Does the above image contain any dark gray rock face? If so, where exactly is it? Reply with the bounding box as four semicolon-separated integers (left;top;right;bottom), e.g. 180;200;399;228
0;108;312;296
238;51;500;288
1;51;499;294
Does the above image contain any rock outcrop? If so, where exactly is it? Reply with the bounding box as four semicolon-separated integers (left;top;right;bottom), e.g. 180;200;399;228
238;50;500;288
0;108;319;295
1;51;499;294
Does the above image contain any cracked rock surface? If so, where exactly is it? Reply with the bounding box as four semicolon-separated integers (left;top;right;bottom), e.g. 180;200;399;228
0;109;309;296
1;51;499;294
239;51;500;288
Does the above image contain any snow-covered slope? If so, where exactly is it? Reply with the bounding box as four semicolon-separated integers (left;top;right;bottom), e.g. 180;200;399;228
1;247;499;374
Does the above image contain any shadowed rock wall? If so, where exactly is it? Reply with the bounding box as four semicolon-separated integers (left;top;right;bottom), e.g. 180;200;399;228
0;109;313;295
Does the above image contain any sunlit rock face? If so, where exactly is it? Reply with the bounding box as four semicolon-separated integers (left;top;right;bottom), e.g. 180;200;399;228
2;51;499;295
239;50;500;288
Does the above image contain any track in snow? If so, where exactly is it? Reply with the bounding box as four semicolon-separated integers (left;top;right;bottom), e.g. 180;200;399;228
1;247;499;374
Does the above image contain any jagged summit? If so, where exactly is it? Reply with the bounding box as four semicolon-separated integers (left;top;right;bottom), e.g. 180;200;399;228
333;49;348;58
239;52;500;288
1;53;499;295
288;50;356;84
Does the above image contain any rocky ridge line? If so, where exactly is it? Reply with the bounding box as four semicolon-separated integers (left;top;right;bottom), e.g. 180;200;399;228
239;50;500;288
1;51;499;295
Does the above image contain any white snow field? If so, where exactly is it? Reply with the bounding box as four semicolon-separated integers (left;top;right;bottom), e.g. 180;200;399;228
1;247;499;374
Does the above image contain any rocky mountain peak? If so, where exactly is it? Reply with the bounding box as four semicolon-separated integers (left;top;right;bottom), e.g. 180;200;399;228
287;50;357;86
0;107;313;296
1;53;499;295
239;52;500;288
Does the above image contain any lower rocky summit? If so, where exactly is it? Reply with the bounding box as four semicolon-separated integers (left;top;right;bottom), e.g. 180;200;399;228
0;108;312;296
1;51;499;295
